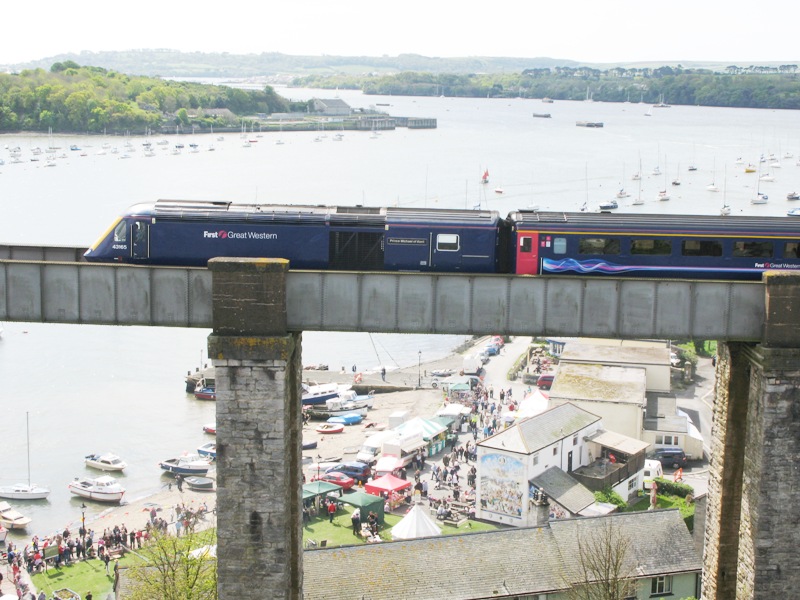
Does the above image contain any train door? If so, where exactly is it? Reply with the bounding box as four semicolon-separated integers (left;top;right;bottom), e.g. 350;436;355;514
515;231;539;274
132;220;150;260
430;232;462;271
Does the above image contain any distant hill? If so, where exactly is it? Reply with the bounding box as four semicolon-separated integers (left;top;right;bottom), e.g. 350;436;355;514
2;49;764;78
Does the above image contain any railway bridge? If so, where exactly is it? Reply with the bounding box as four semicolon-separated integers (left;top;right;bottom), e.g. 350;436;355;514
2;244;799;600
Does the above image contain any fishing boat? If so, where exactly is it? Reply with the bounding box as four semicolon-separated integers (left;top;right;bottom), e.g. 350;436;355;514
160;454;212;476
84;452;127;472
302;382;350;406
194;386;216;401
0;501;32;529
0;412;50;500
315;423;345;434
197;442;217;460
67;475;125;503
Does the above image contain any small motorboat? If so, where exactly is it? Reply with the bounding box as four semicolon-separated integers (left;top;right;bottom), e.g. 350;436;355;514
85;452;128;472
302;382;350;406
194;387;216;401
598;199;618;210
315;423;345;434
306;398;370;420
184;476;215;491
67;476;125;503
327;413;364;426
0;500;33;529
788;208;800;217
159;454;212;476
197;442;217;460
203;423;217;435
787;192;800;200
302;440;318;450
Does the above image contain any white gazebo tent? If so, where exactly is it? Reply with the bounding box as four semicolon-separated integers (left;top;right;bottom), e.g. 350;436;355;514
390;502;443;540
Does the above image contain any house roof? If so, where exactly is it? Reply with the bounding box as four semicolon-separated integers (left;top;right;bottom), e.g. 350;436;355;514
559;342;671;366
302;509;701;600
530;467;596;514
312;98;351;110
587;430;650;455
478;403;601;454
549;363;646;404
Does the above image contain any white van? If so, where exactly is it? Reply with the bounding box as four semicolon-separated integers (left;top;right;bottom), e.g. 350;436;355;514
356;431;399;465
462;354;483;375
643;459;663;490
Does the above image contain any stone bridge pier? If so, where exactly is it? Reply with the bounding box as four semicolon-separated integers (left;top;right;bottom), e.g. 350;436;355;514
208;258;303;600
704;272;800;599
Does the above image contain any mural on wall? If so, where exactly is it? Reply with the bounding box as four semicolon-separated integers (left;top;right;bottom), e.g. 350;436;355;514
479;453;524;519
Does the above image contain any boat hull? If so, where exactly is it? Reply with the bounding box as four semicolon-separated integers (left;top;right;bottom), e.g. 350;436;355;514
68;487;125;503
184;476;215;490
0;485;50;500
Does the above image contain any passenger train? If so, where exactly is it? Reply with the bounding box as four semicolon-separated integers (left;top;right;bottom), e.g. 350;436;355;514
84;200;800;280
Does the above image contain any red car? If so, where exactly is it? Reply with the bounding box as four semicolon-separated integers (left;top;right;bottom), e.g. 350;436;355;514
311;471;355;490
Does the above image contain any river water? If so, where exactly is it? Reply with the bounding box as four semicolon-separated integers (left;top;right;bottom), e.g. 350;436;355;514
2;88;800;539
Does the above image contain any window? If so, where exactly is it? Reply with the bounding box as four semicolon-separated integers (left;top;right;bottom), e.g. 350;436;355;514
733;240;773;258
532;452;539;466
682;239;722;257
113;221;127;242
553;237;567;254
785;242;800;258
631;238;671;255
520;237;532;253
628;477;638;492
651;575;673;594
552;447;558;456
663;435;678;446
436;233;459;251
573;434;578;446
579;237;620;255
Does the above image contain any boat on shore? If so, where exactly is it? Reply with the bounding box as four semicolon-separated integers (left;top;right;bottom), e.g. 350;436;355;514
197;442;217;460
0;501;33;529
315;423;345;434
184;476;215;491
159;454;212;476
67;476;125;503
302;382;350;406
306;397;371;420
84;452;127;472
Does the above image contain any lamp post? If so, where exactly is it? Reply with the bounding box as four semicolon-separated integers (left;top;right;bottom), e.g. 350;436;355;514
418;350;422;388
80;502;87;541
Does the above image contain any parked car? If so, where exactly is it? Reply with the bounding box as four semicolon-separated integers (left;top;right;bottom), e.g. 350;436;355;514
648;447;688;469
311;471;355;490
484;343;501;356
536;374;555;390
491;335;505;347
325;461;372;483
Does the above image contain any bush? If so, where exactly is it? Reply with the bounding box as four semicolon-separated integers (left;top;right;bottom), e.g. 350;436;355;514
652;477;694;497
594;488;627;510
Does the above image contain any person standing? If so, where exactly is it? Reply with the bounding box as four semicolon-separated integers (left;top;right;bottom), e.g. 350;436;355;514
176;474;184;492
327;501;336;523
381;366;386;381
350;508;361;535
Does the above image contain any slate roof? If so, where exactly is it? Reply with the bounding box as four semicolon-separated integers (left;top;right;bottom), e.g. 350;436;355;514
479;402;601;454
302;509;701;600
530;467;596;514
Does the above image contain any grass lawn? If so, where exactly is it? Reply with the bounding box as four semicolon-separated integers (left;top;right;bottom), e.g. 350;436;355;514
30;510;495;594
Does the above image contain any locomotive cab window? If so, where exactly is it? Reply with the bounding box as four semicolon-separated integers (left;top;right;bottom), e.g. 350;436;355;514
682;239;722;257
113;221;127;242
579;237;620;255
520;237;532;253
436;234;460;252
631;238;671;255
785;242;800;258
733;241;773;258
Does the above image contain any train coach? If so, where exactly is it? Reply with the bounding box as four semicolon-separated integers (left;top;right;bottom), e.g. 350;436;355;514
509;210;800;280
84;200;800;280
84;200;511;273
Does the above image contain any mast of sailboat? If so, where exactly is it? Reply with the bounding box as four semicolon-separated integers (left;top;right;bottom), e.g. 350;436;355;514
26;411;31;487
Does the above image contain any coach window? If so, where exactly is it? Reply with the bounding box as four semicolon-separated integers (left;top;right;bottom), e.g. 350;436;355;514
436;233;460;252
113;221;127;242
785;242;800;258
553;237;567;254
682;239;723;257
733;240;773;258
631;238;671;255
520;237;532;253
579;237;620;255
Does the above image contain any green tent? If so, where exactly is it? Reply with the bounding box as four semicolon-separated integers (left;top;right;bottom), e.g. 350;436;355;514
303;480;343;501
335;490;385;523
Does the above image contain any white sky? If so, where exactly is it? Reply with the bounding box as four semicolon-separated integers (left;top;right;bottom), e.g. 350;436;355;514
2;1;797;66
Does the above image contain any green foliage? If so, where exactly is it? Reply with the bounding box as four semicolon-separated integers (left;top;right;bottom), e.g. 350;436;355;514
593;488;627;509
652;477;694;499
676;343;699;367
0;63;291;134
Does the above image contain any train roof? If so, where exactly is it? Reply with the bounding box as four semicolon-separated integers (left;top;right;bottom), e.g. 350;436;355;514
508;210;800;237
126;200;502;227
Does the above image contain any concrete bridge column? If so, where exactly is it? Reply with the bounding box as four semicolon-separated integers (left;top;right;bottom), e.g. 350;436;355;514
207;258;303;600
704;272;800;599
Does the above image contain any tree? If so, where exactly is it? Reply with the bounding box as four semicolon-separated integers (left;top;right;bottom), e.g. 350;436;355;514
563;521;638;600
124;530;217;600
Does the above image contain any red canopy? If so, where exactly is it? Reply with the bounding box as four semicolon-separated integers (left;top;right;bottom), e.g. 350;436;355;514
364;473;412;496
